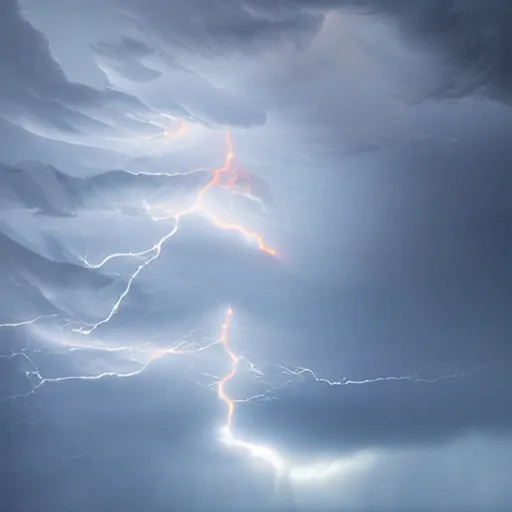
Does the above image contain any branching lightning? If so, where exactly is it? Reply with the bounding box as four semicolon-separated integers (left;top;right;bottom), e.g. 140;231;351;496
1;305;485;483
0;314;57;329
76;222;181;334
2;126;489;489
206;309;489;481
0;333;222;404
216;308;285;473
275;363;489;388
76;131;275;335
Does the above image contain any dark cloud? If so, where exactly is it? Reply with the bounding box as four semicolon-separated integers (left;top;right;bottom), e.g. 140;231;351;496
286;0;512;105
112;0;512;106
241;363;510;456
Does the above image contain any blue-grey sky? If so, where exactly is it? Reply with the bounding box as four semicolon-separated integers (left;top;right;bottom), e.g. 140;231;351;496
1;1;512;511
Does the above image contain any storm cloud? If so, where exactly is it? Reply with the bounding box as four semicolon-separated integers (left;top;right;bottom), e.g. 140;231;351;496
292;0;512;104
2;1;512;511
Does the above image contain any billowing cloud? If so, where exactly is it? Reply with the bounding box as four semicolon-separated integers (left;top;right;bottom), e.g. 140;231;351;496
105;0;512;108
2;1;512;511
285;0;512;105
93;36;267;127
92;37;165;82
16;0;512;155
0;0;171;147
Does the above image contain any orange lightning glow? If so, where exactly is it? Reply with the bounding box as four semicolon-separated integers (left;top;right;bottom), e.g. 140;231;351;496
193;131;235;204
195;132;276;255
9;108;479;490
147;130;277;256
215;308;284;473
79;130;276;334
213;309;374;481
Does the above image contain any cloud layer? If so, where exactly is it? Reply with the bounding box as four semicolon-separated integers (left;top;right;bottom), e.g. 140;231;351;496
2;1;512;511
0;0;174;147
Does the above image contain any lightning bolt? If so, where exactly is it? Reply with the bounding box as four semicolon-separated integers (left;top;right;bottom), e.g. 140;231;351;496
76;131;275;335
216;308;285;473
209;309;489;482
275;364;489;388
0;329;223;404
2;306;486;486
1;309;282;473
2;126;492;492
0;314;58;329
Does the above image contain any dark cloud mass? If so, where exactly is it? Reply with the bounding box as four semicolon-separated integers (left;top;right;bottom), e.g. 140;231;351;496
114;0;512;106
292;0;512;104
2;1;512;511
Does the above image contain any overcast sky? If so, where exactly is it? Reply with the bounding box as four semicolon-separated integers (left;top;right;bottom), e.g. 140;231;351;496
1;1;512;511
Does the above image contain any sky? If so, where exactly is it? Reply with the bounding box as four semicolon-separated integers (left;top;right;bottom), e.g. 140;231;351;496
1;1;512;511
